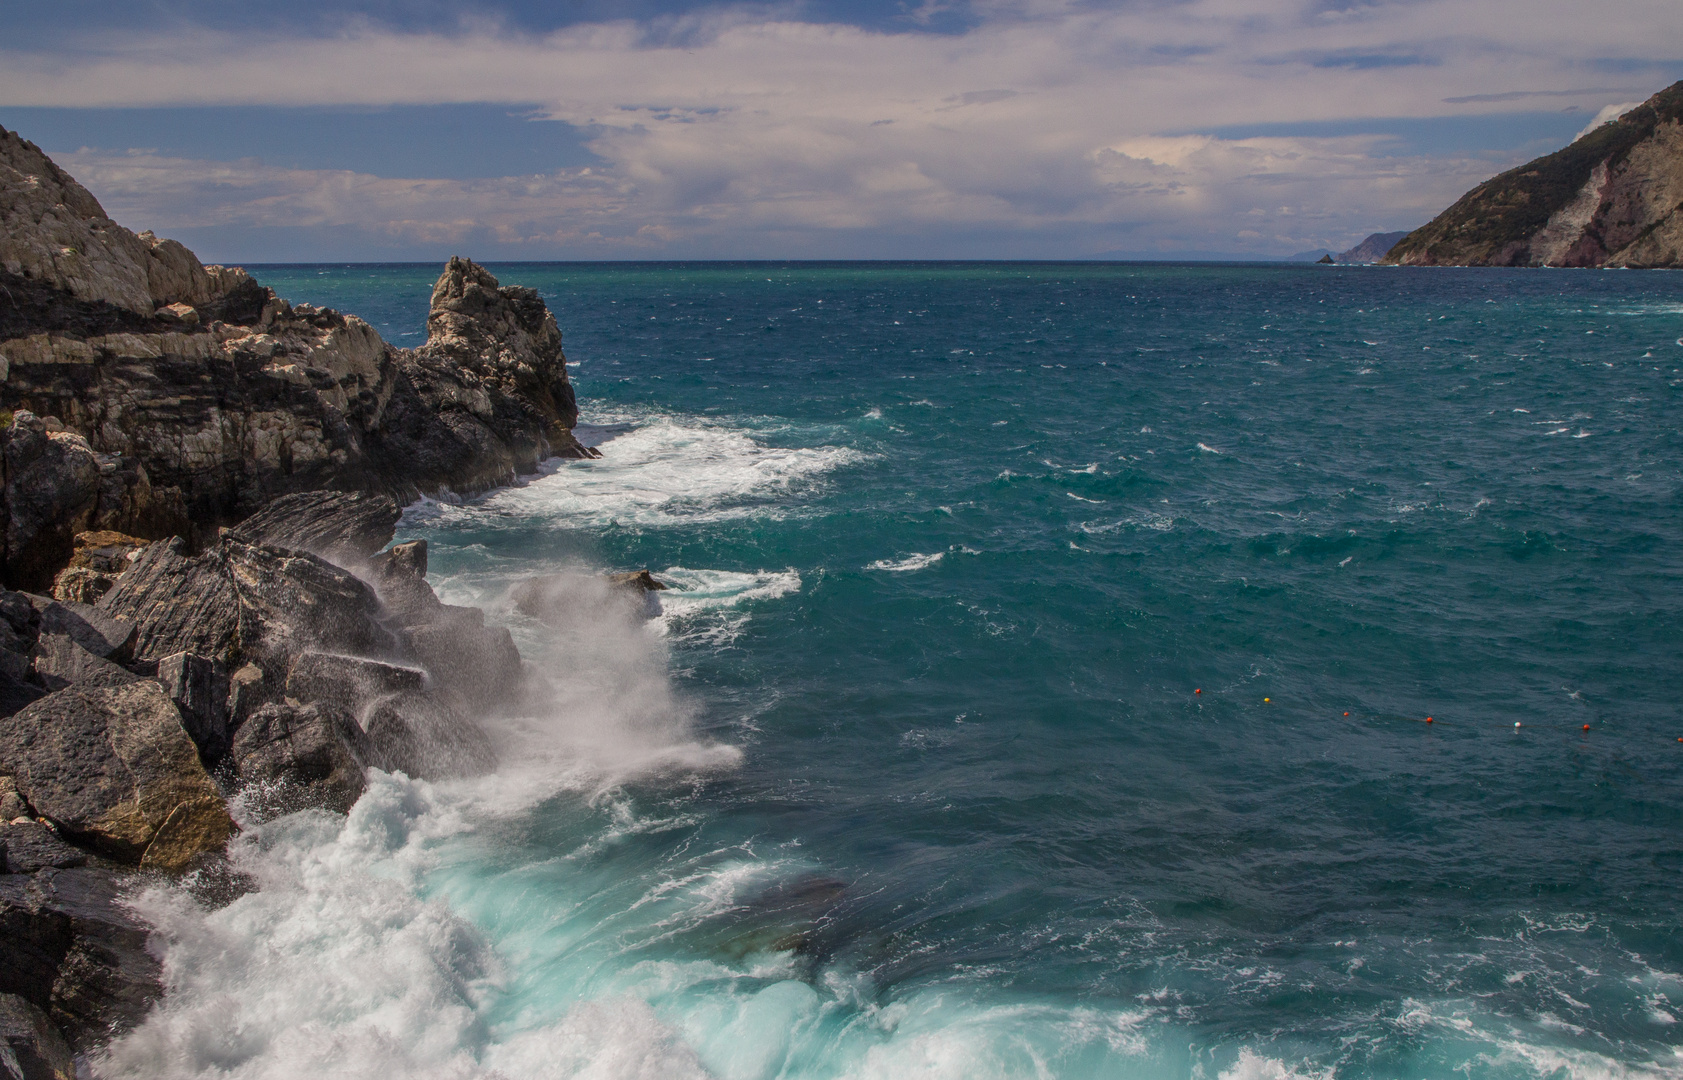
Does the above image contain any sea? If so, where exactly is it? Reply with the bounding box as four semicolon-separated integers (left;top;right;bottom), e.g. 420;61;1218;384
94;263;1683;1080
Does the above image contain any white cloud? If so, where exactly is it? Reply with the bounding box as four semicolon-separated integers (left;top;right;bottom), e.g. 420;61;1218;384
4;1;1679;256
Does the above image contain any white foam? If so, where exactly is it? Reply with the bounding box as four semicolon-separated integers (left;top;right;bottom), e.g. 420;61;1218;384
407;413;864;530
866;552;944;573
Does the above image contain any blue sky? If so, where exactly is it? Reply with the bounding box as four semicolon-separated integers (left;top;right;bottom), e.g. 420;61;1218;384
2;1;1678;260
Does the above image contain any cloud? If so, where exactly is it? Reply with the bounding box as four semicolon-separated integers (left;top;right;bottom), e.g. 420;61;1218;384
3;1;1680;257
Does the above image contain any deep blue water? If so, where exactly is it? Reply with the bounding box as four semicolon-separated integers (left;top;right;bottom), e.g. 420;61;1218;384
102;264;1683;1080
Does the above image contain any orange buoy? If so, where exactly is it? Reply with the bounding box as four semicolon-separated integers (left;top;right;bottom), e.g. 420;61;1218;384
1583;724;1591;731
1425;716;1433;723
1343;712;1349;716
1264;697;1270;703
1195;689;1201;694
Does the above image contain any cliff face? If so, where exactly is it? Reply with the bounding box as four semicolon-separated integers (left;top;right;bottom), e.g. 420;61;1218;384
1385;82;1683;268
0;126;596;590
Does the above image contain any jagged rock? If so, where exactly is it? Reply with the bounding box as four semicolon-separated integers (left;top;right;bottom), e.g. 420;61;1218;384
97;535;396;669
221;538;397;662
0;992;74;1079
370;537;427;579
0;682;235;869
0;672;43;720
224;490;400;568
368;539;444;628
29;597;133;664
154;652;227;764
405;606;523;715
0;824;88;874
49;531;147;604
1389;81;1683;267
230;701;366;814
30;633;137;692
0;867;162;1048
285;651;425;712
1;415;100;593
0;777;28;821
363;689;496;779
3;131;595;587
93;538;239;665
224;662;269;727
607;570;669;592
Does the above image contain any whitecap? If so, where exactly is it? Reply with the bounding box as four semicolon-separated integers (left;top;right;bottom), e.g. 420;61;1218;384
866;552;944;573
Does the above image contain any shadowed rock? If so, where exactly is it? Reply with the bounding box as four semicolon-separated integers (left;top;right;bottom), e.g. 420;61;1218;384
30;633;137;693
97;536;397;669
155;652;227;765
0;824;89;874
363;689;497;780
0;991;74;1079
0;867;162;1049
0;682;235;870
231;701;367;815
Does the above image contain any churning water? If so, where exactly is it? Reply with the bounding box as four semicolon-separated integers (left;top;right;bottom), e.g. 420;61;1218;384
96;262;1683;1080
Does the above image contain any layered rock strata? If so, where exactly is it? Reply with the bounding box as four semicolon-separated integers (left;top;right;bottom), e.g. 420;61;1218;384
1386;81;1683;267
0;124;596;591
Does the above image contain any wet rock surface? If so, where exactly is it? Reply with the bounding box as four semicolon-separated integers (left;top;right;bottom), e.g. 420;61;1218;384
0;126;612;1066
0;990;75;1079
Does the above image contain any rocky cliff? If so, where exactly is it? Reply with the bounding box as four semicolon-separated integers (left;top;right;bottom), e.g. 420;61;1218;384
0;124;596;592
0;127;626;1073
1385;82;1683;268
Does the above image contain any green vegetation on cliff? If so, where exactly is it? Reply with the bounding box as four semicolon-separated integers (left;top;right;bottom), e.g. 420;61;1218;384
1384;82;1683;267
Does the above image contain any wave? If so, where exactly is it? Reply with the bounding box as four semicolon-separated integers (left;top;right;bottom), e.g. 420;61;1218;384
404;412;865;531
865;552;944;573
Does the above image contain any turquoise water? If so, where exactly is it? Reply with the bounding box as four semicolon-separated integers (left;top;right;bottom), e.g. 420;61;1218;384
101;264;1683;1080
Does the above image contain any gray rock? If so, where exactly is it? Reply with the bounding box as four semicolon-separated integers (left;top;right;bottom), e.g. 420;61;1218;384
286;652;425;712
363;689;497;780
29;633;137;693
0;991;74;1079
0;824;88;874
225;491;401;568
28;596;135;664
405;607;523;715
155;652;227;763
0;672;42;721
0;596;31;640
0;777;28;822
0;682;235;869
224;662;269;728
94;538;241;665
97;536;397;670
0;867;162;1049
231;701;367;814
0;416;100;594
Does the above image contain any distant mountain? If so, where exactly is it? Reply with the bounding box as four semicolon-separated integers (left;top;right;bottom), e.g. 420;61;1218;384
1385;81;1683;267
1284;249;1337;262
1336;232;1408;264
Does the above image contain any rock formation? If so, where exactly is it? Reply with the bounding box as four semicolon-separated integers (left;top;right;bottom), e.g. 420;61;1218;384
1386;81;1683;267
1335;231;1408;264
0;130;620;1067
0;123;596;590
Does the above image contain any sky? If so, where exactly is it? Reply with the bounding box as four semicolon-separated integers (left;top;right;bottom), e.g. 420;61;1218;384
1;0;1678;261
